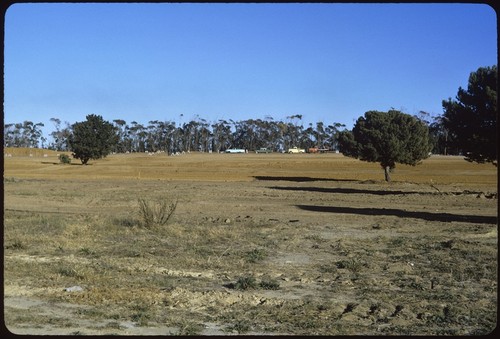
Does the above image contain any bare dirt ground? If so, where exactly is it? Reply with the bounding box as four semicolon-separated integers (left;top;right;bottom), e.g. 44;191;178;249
3;151;498;335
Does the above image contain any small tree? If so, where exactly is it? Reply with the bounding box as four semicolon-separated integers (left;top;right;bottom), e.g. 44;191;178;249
442;65;497;166
68;114;118;165
338;110;432;182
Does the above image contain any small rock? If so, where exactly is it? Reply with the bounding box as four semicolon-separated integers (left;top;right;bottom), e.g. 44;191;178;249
64;285;83;292
225;218;231;224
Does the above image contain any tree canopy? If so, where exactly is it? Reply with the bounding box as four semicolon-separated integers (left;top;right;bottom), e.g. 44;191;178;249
442;65;497;166
68;114;118;165
338;110;432;181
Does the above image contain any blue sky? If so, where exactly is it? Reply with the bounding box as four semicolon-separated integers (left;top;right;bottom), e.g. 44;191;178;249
4;2;497;138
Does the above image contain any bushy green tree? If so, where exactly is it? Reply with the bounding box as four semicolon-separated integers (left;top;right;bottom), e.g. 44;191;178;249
442;65;497;166
68;114;118;165
338;110;432;181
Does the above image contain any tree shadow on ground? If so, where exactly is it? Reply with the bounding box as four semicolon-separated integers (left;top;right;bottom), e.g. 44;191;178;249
254;176;356;182
269;186;485;196
296;205;497;224
270;186;425;195
41;161;89;166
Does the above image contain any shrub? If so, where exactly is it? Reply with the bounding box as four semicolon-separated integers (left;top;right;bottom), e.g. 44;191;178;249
173;321;204;335
259;278;280;290
226;320;251;334
113;216;139;228
79;247;98;258
137;197;177;229
130;304;151;327
57;267;84;279
233;276;258;290
245;248;267;263
5;239;25;250
225;275;279;290
58;154;71;164
336;258;364;273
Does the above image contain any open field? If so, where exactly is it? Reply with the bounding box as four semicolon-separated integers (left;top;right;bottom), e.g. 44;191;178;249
3;149;498;335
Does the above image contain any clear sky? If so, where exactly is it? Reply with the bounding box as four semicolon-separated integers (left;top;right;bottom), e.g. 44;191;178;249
4;2;497;137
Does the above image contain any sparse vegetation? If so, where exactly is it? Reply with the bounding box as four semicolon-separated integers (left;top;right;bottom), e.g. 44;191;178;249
56;267;84;279
79;247;98;258
231;276;259;290
259;277;280;290
3;152;497;335
137;197;177;228
245;248;267;263
173;321;205;335
5;239;25;250
225;320;251;334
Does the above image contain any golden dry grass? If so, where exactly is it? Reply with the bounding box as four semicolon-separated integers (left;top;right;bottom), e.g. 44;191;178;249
4;147;497;187
3;148;498;335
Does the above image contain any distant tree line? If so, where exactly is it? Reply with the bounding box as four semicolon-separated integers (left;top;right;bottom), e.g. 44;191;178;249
3;121;46;149
4;65;496;168
4;115;347;154
0;112;481;156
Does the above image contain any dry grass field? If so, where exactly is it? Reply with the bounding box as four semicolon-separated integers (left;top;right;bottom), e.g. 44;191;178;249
3;148;498;335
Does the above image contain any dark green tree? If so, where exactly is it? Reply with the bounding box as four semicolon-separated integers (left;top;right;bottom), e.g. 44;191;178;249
442;65;497;166
68;114;118;165
338;110;432;182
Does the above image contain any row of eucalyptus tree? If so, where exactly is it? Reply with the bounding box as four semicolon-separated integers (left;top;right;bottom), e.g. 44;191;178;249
3;115;346;154
109;116;346;154
3;114;466;156
3;121;46;148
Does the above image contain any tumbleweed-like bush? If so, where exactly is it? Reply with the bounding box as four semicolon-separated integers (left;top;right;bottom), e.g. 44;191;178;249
137;197;177;229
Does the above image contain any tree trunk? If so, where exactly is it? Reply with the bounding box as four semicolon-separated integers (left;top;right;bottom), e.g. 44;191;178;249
384;166;391;182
